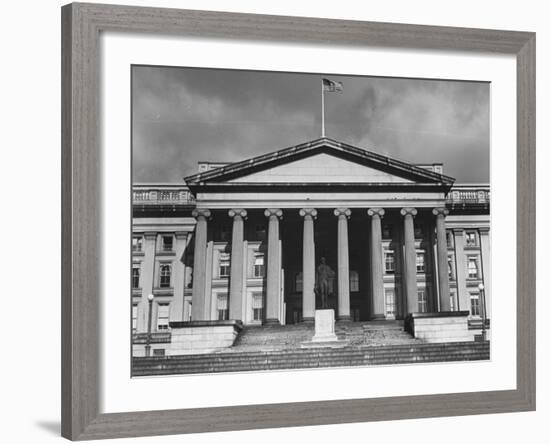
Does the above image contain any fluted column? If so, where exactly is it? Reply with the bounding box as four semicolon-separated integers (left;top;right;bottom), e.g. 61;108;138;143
401;207;418;315
228;209;247;321
368;208;385;319
453;229;469;312
170;232;189;324
300;208;317;322
137;232;157;331
334;208;352;320
433;207;451;311
191;209;211;321
264;209;283;325
479;227;491;318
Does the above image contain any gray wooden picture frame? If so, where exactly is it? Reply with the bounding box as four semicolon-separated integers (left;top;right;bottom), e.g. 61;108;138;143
61;2;536;440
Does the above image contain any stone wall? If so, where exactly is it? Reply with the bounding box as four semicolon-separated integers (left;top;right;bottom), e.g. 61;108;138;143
406;311;476;343
168;320;243;355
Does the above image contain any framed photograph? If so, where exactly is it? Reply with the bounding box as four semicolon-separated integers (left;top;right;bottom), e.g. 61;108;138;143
62;2;535;440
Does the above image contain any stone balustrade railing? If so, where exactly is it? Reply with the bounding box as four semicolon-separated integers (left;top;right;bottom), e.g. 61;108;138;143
131;183;489;207
133;185;195;205
446;185;490;205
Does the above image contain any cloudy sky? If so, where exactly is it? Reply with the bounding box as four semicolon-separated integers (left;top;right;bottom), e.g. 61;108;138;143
132;66;489;184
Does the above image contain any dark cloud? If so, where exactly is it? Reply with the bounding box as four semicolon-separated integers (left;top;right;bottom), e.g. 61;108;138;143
132;66;489;183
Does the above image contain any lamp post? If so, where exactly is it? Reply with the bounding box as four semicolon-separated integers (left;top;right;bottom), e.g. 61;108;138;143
145;293;154;357
478;283;487;341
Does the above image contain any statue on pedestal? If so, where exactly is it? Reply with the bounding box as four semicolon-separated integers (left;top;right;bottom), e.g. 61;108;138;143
316;257;335;309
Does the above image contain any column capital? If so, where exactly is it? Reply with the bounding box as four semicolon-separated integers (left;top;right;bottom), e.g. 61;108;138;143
334;208;351;218
299;208;318;219
228;208;247;219
143;231;157;240
400;207;418;217
264;208;283;219
432;207;449;217
174;231;188;239
192;208;211;220
479;227;490;234
453;228;464;234
367;207;385;218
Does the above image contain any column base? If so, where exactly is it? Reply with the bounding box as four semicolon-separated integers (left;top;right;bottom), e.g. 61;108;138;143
301;317;314;324
336;315;352;322
264;318;280;326
370;314;387;321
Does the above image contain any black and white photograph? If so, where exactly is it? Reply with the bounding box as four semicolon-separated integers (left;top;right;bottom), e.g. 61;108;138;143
130;66;491;376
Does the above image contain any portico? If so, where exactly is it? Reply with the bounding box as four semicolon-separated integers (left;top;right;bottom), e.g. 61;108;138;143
184;137;457;325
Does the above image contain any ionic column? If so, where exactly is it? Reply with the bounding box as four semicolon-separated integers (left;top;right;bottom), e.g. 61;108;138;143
264;209;283;325
299;208;317;322
334;208;352;321
228;209;247;321
170;231;189;324
137;232;157;331
368;208;385;319
479;227;491;318
191;209;211;321
453;229;469;312
400;207;418;314
433;208;451;312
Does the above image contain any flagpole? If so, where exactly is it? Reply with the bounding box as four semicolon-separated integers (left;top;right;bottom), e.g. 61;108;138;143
321;78;325;137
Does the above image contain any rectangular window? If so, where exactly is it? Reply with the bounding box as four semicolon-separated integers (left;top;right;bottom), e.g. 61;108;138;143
157;303;170;330
385;289;396;317
159;263;171;288
153;348;165;356
467;257;479;279
382;224;393;239
252;293;263;321
450;290;456;312
349;271;359;292
465;231;478;247
384;251;395;274
132;236;143;252
217;294;229;320
416;251;426;273
162;235;173;252
417;290;427;313
254;254;265;278
470;292;481;316
295;272;303;292
446;231;454;249
219;253;230;278
447;255;455;280
132;265;140;289
132;304;138;332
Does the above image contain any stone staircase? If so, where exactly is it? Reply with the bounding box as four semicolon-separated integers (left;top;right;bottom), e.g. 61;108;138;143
132;321;489;376
133;341;490;376
230;320;419;352
335;320;420;346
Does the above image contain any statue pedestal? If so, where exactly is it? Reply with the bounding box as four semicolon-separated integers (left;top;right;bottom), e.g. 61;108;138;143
312;309;338;342
302;309;348;348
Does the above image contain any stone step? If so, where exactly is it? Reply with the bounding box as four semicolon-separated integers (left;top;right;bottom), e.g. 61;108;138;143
133;342;489;376
234;321;418;351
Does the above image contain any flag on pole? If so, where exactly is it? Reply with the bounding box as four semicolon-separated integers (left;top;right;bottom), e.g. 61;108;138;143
322;78;343;93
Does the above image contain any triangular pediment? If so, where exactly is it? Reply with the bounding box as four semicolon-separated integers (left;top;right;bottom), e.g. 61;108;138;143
184;138;455;187
230;152;414;184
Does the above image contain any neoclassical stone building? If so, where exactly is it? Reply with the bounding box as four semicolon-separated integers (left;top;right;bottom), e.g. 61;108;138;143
132;137;490;356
